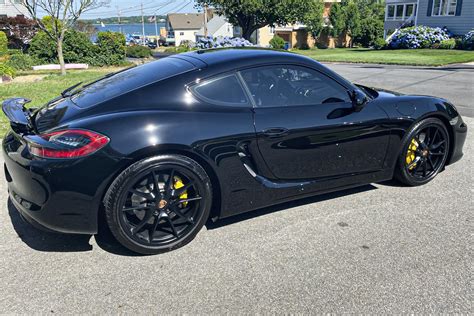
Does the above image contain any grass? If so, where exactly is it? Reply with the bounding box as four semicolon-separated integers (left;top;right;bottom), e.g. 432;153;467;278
295;48;474;66
0;67;124;135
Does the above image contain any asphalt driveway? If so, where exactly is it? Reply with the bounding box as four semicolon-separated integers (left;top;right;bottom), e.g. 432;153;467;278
324;62;474;118
0;78;472;313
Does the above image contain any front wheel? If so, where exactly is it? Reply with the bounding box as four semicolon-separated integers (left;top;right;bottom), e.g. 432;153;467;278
104;155;212;255
395;118;450;186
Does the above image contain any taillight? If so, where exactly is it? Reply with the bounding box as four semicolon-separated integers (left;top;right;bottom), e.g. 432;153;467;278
28;129;109;159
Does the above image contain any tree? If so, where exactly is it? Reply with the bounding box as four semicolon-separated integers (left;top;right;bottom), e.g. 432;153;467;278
329;0;384;47
196;0;324;41
0;16;38;50
301;1;325;40
21;0;110;75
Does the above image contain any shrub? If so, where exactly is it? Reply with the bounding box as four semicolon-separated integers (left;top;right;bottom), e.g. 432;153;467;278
126;45;152;58
0;62;16;78
373;37;387;50
439;38;456;49
461;30;474;50
29;30;126;66
195;36;254;49
269;35;286;49
93;31;126;66
6;53;36;70
0;31;8;56
389;26;450;49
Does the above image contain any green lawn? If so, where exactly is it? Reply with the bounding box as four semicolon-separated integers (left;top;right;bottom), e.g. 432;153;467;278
296;48;474;66
0;67;123;134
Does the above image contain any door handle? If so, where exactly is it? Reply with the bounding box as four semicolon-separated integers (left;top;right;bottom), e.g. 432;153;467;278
262;128;289;138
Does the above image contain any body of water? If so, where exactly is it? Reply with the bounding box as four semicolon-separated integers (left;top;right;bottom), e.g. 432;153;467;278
93;23;166;36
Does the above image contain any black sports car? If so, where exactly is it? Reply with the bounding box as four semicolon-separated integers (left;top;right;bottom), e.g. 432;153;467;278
2;49;467;254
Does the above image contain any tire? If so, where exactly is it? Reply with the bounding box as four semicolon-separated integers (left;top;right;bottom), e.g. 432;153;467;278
395;118;450;186
104;155;212;255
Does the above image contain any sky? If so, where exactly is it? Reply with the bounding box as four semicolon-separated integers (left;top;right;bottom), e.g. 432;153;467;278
81;0;200;19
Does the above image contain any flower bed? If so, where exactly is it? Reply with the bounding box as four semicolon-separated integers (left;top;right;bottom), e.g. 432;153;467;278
389;26;450;49
195;36;254;49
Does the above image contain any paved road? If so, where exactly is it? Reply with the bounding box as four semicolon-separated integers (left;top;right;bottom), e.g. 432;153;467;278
323;63;474;118
0;115;472;313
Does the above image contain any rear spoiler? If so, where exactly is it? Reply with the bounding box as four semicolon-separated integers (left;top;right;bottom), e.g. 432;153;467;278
2;98;34;133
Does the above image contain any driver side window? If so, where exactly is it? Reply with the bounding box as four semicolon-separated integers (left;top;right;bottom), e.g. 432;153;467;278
240;65;350;107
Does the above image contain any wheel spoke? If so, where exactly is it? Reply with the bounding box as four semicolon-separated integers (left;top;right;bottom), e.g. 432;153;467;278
407;157;421;170
151;171;162;199
131;209;153;235
423;160;427;177
431;152;445;156
432;129;439;145
427;157;435;171
175;196;202;204
430;140;446;150
122;205;150;212
130;189;153;201
173;181;195;197
170;205;194;224
148;213;162;243
165;216;179;237
165;169;175;197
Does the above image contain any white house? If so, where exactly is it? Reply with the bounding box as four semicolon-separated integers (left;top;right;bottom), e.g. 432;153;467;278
0;0;29;18
196;15;233;39
166;13;204;46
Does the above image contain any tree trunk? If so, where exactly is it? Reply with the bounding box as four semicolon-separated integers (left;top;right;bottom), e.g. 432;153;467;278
242;27;255;41
57;37;66;76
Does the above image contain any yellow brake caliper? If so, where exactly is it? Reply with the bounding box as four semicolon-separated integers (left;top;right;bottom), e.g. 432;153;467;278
173;176;188;207
406;138;419;170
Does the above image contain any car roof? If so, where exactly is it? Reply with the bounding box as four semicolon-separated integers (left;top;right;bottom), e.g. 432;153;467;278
178;48;315;68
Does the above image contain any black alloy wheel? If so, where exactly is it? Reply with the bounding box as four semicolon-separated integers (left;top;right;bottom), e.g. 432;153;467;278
104;155;212;254
396;118;450;186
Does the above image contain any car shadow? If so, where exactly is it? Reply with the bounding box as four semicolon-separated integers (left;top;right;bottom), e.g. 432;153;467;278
206;184;377;230
7;198;140;256
8;198;93;252
8;184;378;255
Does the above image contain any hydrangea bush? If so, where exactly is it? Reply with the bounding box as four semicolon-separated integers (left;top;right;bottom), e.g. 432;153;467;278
461;29;474;50
195;36;254;49
389;26;450;49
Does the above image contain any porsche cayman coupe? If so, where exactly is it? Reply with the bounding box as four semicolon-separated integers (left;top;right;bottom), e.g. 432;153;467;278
3;49;467;254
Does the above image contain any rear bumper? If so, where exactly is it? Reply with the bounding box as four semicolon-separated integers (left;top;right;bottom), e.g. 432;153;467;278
2;131;120;235
448;116;468;165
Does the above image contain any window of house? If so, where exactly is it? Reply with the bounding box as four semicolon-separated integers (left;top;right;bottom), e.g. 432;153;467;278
406;4;415;17
179;32;184;36
387;5;395;19
432;0;457;16
240;66;350;108
191;74;249;106
386;3;417;21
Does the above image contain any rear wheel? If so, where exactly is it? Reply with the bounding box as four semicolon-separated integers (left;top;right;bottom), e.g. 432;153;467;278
104;155;212;254
395;118;449;186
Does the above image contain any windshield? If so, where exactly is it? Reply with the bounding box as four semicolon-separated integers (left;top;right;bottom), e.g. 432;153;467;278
70;57;196;108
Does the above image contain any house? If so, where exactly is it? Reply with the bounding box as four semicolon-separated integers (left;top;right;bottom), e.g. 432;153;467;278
166;13;204;46
196;14;233;39
274;0;346;48
384;0;474;37
0;0;29;18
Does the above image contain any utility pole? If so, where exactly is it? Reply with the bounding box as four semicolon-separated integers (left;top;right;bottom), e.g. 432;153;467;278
116;6;122;34
203;3;208;38
154;12;159;46
141;2;146;45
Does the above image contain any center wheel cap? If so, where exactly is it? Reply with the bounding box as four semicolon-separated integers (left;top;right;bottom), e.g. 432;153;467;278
158;199;168;209
422;149;429;157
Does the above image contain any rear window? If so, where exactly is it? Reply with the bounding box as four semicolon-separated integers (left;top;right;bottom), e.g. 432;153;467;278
71;57;195;108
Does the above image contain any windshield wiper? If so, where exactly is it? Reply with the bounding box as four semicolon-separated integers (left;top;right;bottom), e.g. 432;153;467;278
61;81;83;98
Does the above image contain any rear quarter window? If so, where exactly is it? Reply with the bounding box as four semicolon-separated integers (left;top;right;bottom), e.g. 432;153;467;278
71;57;196;108
190;74;249;106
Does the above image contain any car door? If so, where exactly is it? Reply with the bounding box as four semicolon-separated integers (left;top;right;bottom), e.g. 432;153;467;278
239;65;390;181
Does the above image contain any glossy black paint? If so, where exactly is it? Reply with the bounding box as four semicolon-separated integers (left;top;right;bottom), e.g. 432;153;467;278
2;49;467;234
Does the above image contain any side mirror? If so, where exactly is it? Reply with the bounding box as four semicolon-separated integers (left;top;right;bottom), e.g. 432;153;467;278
350;89;368;112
